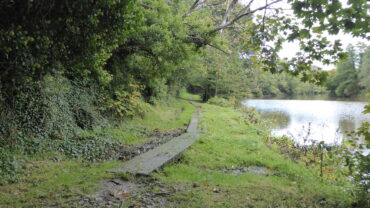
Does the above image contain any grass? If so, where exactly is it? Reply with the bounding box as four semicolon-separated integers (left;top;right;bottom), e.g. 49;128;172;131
0;95;355;207
179;91;202;101
127;98;196;132
75;97;196;147
91;98;196;145
154;103;354;208
0;98;196;207
0;160;120;207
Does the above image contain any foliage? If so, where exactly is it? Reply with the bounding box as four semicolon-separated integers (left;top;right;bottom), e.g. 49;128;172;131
0;0;369;205
0;98;195;186
246;65;326;98
0;0;140;141
0;149;23;184
103;86;150;118
349;100;370;206
327;44;370;98
106;0;196;103
0;136;122;184
358;45;370;94
0;74;104;142
178;0;369;80
0;0;136;89
57;138;122;162
239;107;263;125
1;0;368;142
188;47;326;100
207;97;232;107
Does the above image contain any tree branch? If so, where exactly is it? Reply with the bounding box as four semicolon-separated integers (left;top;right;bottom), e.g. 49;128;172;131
209;0;283;34
220;0;238;33
183;0;204;18
236;0;255;17
207;44;230;55
261;0;268;33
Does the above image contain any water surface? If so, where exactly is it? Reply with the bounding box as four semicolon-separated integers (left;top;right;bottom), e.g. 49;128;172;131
242;99;370;145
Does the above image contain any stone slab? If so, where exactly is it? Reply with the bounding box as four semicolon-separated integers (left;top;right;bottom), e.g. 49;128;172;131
112;109;200;175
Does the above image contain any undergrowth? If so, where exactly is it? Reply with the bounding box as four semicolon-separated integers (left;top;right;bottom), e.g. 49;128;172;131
0;96;195;187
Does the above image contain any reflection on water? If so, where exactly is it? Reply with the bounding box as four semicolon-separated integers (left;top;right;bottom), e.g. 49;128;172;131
260;112;290;129
242;99;370;145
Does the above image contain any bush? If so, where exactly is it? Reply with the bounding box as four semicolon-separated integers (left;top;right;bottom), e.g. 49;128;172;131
0;74;106;141
0;0;136;91
0;149;23;184
207;97;232;107
103;89;151;118
57;138;123;162
239;107;263;125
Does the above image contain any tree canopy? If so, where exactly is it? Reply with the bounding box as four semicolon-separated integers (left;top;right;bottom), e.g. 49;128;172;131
0;0;369;139
327;44;370;97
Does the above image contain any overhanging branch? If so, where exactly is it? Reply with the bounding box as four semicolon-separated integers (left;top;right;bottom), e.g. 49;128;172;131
209;0;283;34
183;0;205;18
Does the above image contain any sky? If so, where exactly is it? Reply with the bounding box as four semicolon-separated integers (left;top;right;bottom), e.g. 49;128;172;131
240;0;369;70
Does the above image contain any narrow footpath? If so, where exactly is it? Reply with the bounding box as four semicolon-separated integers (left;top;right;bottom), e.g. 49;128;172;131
112;106;201;175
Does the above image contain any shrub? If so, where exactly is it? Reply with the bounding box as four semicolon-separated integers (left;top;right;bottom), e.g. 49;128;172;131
0;74;106;141
207;97;231;107
0;149;23;184
103;85;151;118
239;107;263;125
57;138;123;162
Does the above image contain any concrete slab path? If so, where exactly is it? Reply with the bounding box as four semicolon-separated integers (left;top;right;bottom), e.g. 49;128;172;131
112;107;201;175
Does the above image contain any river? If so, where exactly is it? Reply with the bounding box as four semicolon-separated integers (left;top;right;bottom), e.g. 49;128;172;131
242;99;370;149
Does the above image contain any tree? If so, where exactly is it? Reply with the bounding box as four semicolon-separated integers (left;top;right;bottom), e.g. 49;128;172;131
182;0;369;81
0;0;138;99
327;44;369;97
358;46;370;93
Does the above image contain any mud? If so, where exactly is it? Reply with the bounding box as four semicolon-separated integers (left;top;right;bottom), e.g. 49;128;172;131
221;166;271;176
67;176;176;208
116;128;186;162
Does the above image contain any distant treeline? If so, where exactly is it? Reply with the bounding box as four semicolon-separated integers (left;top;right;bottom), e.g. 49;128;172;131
327;44;370;98
187;48;326;100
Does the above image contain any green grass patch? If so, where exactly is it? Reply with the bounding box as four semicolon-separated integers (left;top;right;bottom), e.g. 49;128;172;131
155;104;354;207
127;98;195;132
0;98;196;207
0;160;121;207
109;98;195;145
179;91;202;101
79;98;196;145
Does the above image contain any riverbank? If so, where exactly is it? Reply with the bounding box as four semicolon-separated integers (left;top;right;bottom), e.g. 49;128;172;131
0;94;355;207
148;102;354;207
